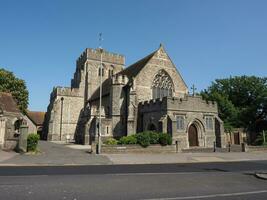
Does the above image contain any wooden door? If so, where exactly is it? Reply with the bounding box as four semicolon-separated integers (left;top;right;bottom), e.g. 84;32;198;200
234;132;240;145
189;124;198;147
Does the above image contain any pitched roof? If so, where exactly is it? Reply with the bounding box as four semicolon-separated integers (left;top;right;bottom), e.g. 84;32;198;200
118;49;157;78
0;92;20;113
89;46;160;101
26;111;45;126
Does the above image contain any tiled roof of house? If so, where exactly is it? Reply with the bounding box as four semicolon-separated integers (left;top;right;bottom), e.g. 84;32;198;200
0;92;20;113
26;111;45;126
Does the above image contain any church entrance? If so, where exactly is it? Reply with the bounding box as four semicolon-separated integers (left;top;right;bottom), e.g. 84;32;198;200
188;124;198;147
148;123;156;131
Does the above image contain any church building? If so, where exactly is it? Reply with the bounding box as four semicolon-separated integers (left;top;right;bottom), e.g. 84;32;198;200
43;45;226;149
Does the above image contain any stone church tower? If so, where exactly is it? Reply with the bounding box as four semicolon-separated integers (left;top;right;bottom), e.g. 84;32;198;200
43;45;226;149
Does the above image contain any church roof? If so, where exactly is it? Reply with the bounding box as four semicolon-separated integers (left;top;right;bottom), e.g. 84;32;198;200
89;45;168;102
26;111;46;126
118;49;157;78
0;92;21;113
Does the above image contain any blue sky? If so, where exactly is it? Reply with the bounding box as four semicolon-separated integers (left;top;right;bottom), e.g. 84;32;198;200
0;0;267;111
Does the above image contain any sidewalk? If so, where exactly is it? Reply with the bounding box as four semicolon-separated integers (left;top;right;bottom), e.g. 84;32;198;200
105;151;267;165
0;141;111;166
1;141;267;166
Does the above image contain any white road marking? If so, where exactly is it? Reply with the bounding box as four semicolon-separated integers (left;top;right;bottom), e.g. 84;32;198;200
0;175;48;178
109;171;228;176
142;190;267;200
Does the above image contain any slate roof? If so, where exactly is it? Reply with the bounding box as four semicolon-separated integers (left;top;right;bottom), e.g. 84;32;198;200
0;92;20;113
118;50;157;78
26;111;46;126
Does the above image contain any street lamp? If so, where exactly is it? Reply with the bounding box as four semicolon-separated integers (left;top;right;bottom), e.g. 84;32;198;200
97;46;103;154
60;97;64;141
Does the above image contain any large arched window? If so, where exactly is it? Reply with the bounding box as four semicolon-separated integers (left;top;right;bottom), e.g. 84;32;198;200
152;70;173;99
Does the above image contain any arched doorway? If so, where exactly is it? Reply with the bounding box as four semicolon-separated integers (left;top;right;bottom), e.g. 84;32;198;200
148;123;156;131
188;124;198;147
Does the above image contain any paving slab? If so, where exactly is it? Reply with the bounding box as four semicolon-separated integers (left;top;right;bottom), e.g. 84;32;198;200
0;141;111;166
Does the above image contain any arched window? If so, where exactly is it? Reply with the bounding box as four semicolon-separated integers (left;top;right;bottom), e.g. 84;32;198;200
109;65;114;78
152;70;173;99
98;64;105;76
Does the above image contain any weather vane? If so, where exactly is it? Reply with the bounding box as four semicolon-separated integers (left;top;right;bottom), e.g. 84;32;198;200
99;33;103;49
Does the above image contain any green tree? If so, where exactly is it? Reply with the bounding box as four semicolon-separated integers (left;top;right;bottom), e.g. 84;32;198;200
201;76;267;133
0;68;29;113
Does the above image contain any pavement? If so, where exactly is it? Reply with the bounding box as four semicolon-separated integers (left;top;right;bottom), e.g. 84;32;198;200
0;141;111;166
1;140;267;166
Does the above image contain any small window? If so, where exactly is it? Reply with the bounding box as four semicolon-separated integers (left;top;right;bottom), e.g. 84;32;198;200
176;116;185;130
108;69;113;77
106;126;109;135
205;117;213;130
98;64;105;76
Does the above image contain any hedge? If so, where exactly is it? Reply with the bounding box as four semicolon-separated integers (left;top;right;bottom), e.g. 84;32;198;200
27;133;40;152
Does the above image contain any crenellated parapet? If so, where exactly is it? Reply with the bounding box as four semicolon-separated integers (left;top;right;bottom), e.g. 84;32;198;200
76;48;125;68
112;74;128;85
50;87;82;101
139;98;167;113
138;95;218;114
167;95;218;113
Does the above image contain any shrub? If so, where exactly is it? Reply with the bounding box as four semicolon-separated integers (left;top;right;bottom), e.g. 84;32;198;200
158;133;172;146
118;135;137;145
27;133;40;152
254;131;267;146
136;132;150;148
149;131;159;144
104;138;118;145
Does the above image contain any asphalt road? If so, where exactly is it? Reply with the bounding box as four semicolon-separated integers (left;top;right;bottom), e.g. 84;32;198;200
0;160;267;200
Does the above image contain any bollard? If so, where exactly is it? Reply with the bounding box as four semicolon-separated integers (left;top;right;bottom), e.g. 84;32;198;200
228;142;231;152
241;143;246;152
175;140;178;153
213;141;216;152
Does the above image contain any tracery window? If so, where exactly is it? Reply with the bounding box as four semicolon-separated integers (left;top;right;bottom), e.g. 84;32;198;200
152;70;173;99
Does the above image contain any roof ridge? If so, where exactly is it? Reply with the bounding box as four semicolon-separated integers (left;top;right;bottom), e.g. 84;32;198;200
118;48;158;78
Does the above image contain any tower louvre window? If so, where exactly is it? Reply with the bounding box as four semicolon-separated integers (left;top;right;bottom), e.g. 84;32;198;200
98;65;105;76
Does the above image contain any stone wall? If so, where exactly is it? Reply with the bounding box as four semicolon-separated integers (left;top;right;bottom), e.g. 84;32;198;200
45;87;84;141
23;115;37;134
134;46;188;103
138;96;223;149
0;112;22;150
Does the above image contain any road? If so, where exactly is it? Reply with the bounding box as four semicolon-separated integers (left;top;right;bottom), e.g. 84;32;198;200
0;160;267;200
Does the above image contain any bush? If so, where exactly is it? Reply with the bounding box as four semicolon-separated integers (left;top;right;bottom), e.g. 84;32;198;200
254;131;267;146
136;132;150;148
148;131;159;144
118;135;137;145
104;138;118;145
27;133;40;152
159;133;172;146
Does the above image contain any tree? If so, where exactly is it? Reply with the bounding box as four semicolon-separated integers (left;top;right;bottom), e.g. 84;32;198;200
0;68;29;113
201;76;267;134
